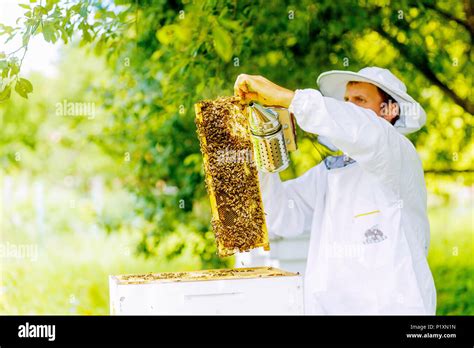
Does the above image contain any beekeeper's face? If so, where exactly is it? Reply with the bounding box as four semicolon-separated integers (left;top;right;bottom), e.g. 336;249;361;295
344;82;398;123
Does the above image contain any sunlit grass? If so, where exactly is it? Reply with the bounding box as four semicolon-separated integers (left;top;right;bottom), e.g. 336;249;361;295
0;231;203;315
428;205;473;315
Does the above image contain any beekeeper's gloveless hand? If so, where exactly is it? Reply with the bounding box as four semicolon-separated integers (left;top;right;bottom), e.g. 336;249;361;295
234;74;295;108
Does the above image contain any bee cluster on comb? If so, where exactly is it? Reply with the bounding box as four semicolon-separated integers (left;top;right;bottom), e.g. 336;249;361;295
194;97;270;257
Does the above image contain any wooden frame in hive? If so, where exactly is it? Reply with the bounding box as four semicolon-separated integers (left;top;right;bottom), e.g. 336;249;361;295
194;97;270;257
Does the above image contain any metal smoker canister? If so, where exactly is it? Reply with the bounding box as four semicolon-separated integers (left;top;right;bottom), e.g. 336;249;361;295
248;102;290;173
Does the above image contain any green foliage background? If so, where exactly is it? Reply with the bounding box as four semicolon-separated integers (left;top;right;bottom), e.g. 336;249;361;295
0;0;472;314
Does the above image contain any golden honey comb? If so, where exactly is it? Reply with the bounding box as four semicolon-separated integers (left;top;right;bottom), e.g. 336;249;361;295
194;97;270;257
114;267;297;284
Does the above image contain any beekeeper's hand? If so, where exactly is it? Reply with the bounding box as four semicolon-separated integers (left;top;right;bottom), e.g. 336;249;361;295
234;74;295;108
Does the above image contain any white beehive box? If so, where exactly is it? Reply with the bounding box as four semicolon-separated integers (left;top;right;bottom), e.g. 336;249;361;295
109;267;304;315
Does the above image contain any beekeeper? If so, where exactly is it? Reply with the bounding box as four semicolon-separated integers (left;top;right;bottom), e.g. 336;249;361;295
234;67;436;315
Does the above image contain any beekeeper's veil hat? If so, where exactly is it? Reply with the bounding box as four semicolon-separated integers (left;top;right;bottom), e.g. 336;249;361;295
317;67;426;134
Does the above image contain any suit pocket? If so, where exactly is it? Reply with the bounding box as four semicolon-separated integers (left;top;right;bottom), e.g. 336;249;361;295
352;204;400;269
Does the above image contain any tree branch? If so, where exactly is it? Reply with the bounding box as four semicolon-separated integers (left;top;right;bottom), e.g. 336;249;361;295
424;169;474;174
375;26;474;114
465;0;474;35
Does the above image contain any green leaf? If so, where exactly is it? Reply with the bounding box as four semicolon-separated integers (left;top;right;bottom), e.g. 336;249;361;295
59;27;69;44
0;85;11;102
71;3;82;13
156;24;178;45
217;18;241;32
46;0;60;10
82;28;92;43
10;63;20;76
42;23;56;43
14;78;33;99
212;24;232;62
1;67;9;78
0;24;14;35
19;4;30;10
79;6;88;17
35;5;48;15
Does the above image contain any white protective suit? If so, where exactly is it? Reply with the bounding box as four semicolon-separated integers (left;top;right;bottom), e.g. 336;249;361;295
258;89;437;315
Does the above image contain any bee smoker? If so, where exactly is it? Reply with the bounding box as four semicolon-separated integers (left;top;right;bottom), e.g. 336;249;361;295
247;102;298;173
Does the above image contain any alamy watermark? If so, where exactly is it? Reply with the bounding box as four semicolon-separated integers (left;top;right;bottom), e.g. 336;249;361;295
217;148;254;165
56;99;96;120
321;242;365;260
381;100;423;118
18;322;55;341
0;242;38;262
